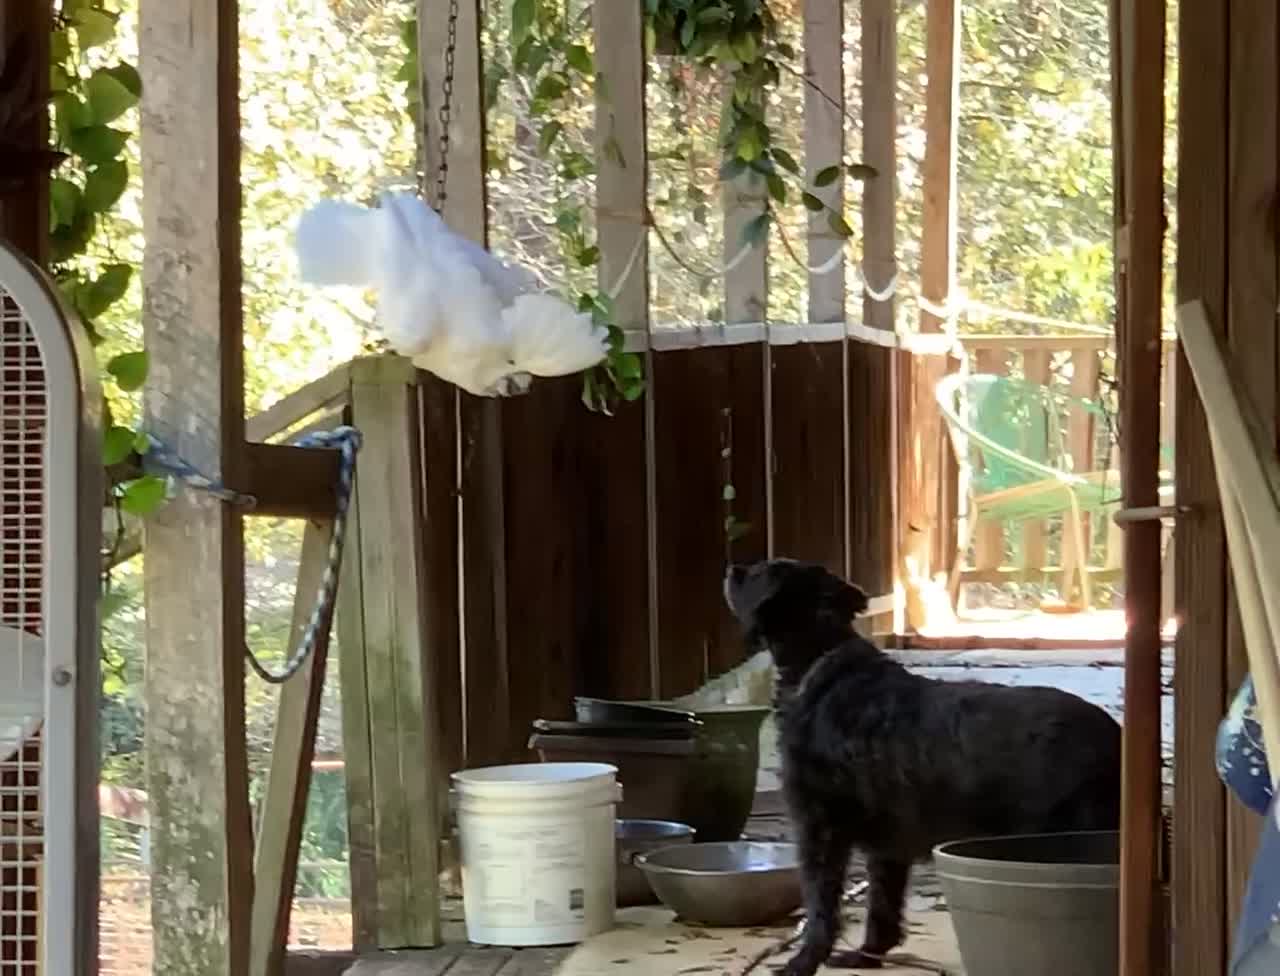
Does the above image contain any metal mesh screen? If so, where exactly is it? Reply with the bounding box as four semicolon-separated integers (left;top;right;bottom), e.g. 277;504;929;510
0;287;46;974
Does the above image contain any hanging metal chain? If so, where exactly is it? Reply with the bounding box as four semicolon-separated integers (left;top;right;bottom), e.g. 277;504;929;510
432;0;461;212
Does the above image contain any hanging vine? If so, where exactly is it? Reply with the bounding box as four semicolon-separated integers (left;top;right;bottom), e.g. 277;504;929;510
47;0;165;516
398;0;874;414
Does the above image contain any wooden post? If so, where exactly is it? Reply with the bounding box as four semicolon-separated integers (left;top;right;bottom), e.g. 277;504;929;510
1112;0;1167;970
139;1;254;972
593;0;656;693
861;0;900;614
902;0;961;629
337;357;443;949
1222;0;1276;939
0;2;51;263
250;521;336;976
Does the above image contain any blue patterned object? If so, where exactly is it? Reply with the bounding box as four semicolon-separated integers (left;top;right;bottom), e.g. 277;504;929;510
1217;675;1275;815
1231;791;1280;975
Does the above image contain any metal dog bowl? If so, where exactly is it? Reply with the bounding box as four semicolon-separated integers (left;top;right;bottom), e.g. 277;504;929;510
616;819;696;906
635;841;802;927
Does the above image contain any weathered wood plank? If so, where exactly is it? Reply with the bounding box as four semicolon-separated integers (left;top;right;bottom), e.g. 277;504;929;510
1113;0;1168;968
902;0;960;629
251;520;336;976
415;376;462;776
500;376;586;748
333;434;380;951
847;340;896;601
1222;0;1277;936
1171;307;1228;976
653;346;768;696
138;0;254;970
346;356;442;948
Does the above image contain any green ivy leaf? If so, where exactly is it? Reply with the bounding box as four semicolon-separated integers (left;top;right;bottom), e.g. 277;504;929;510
828;212;855;238
134;431;153;455
735;126;761;162
83;160;129;213
54;93;93;143
537;120;563;156
119;476;168;516
72;8;118;50
85;69;140;125
577;245;600;267
771;148;800;175
50;30;71;66
565;44;593;75
534;72;569;102
847;162;879;180
103;425;136;466
802;191;825;212
68;126;129;166
722;483;737;502
49;179;81;231
766;173;787;204
50;210;96;265
511;0;536;44
105;63;143;98
814;165;841;188
400;18;418;52
106;349;148;392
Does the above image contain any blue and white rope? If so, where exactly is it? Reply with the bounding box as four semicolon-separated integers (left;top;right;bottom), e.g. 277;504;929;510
141;426;363;685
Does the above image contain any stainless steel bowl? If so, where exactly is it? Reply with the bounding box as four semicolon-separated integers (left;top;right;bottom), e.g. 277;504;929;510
635;841;802;927
616;819;696;906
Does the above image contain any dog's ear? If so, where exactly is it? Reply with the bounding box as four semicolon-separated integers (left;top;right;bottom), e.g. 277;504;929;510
842;582;870;617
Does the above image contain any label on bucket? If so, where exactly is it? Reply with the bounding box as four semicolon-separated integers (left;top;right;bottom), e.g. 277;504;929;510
466;820;589;927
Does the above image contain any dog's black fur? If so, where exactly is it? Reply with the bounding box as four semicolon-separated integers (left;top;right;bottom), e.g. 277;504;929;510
724;559;1121;976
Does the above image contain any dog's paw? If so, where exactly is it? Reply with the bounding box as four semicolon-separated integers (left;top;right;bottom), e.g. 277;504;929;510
827;948;884;969
771;948;825;976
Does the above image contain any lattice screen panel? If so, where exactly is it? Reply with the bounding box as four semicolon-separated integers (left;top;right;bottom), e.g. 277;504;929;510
0;242;103;976
0;287;46;975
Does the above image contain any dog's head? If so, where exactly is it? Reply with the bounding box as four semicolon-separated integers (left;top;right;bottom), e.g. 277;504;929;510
724;559;869;675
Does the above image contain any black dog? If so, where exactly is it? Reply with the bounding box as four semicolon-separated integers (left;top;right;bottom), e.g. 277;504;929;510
724;559;1121;975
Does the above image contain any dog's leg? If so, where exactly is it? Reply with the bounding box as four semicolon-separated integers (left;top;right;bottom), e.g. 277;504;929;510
780;819;853;976
828;856;910;969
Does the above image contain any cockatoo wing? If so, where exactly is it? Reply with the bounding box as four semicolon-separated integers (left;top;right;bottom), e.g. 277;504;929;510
294;199;380;288
504;292;609;377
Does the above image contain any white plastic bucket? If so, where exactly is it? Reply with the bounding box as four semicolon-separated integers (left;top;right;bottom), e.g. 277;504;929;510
452;762;619;946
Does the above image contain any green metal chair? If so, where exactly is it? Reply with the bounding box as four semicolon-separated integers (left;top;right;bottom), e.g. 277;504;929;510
935;371;1131;607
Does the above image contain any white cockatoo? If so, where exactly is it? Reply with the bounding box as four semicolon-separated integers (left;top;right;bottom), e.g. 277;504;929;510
294;191;609;396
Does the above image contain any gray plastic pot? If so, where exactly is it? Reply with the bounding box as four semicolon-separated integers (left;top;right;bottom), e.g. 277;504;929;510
934;830;1119;976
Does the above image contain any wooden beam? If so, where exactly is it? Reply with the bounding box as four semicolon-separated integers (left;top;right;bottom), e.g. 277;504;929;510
1168;0;1232;959
241;442;340;519
0;2;51;264
251;520;337;976
139;0;254;972
902;0;960;629
1112;0;1167;970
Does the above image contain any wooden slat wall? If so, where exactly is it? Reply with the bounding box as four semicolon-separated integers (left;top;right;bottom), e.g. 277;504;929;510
1223;0;1276;934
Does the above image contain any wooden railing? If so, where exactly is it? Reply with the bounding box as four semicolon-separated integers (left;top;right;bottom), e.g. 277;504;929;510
950;333;1176;595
